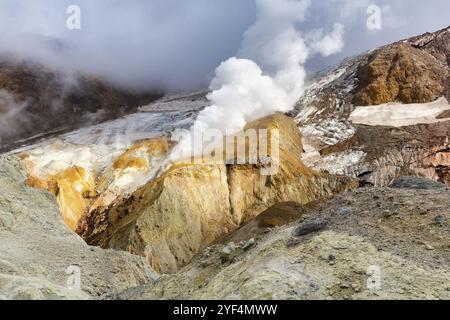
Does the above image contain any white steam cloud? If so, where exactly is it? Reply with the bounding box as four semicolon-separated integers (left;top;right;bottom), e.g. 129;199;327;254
0;90;31;145
172;0;345;160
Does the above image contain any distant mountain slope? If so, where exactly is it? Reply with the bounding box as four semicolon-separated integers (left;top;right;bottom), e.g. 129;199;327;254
118;177;450;300
0;58;162;152
293;26;450;186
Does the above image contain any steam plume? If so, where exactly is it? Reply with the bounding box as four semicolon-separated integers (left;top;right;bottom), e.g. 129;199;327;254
172;0;345;160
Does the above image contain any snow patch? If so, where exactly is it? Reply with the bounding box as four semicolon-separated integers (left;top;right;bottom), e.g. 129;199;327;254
350;97;450;127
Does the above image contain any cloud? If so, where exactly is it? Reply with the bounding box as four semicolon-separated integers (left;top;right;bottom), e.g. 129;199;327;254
303;0;450;73
0;0;255;91
307;23;345;57
0;0;448;92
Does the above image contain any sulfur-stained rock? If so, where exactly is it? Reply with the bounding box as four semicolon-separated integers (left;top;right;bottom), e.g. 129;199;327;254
117;178;450;300
77;114;357;273
20;137;172;231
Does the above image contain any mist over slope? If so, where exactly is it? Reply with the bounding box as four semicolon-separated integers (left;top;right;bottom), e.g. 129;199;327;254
1;0;450;152
0;59;161;151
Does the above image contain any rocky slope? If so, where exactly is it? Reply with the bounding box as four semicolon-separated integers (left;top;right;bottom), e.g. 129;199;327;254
118;177;450;300
0;58;161;152
293;26;450;186
76;114;356;273
0;156;157;299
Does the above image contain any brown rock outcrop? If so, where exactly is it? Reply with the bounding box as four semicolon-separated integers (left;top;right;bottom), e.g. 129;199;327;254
354;43;448;105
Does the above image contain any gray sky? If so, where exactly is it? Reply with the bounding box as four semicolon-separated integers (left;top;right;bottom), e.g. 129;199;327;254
0;0;448;91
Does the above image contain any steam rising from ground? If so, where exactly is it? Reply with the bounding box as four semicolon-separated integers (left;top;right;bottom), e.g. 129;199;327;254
171;0;345;160
0;90;31;145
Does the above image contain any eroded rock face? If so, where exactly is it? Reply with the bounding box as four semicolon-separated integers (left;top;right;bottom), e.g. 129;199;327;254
317;121;450;186
293;26;450;187
76;114;357;273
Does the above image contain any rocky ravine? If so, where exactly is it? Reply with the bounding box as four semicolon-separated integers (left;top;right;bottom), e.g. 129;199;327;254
1;26;450;300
